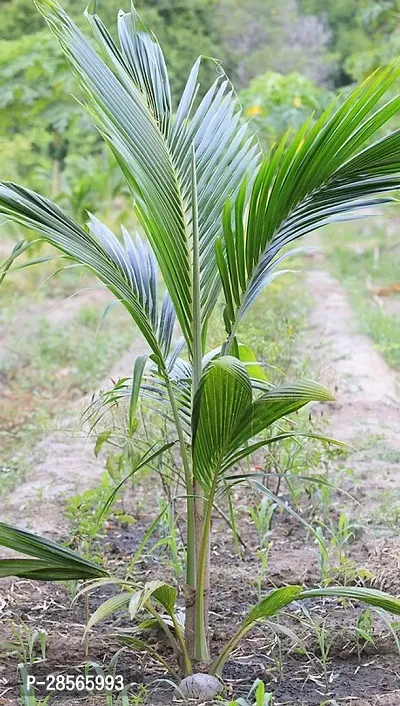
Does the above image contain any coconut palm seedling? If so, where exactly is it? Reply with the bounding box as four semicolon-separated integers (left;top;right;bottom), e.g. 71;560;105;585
2;0;400;698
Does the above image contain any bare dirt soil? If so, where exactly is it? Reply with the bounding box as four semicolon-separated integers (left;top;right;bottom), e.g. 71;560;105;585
1;264;400;705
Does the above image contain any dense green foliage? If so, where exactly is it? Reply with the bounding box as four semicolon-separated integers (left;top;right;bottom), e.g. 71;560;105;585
240;71;334;148
300;0;400;83
0;0;397;206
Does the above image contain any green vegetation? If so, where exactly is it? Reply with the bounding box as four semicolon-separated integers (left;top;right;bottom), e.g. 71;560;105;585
241;71;334;148
373;489;400;529
0;1;400;704
1;2;400;701
300;0;400;82
1;0;398;205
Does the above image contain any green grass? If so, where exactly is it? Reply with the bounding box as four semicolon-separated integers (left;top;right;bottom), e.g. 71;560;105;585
2;307;132;392
322;219;400;370
372;489;400;530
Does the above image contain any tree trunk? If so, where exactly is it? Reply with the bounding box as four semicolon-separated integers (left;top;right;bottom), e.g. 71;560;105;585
51;159;61;197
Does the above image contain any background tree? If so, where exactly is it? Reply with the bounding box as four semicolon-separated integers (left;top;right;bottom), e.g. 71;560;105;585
217;0;335;87
299;0;400;85
1;0;399;201
241;71;334;147
345;1;400;81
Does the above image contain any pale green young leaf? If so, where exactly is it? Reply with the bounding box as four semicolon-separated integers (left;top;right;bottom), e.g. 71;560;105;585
87;592;134;631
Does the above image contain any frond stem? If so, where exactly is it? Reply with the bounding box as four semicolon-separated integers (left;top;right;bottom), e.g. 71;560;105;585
191;144;202;391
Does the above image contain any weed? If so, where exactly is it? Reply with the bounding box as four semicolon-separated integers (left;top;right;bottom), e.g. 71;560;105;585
296;608;335;694
65;472;118;563
353;608;375;661
324;556;375;587
314;512;365;584
84;648;139;705
1;621;47;665
226;679;274;706
247;497;276;550
148;497;185;578
19;664;52;705
256;546;273;601
372;489;400;529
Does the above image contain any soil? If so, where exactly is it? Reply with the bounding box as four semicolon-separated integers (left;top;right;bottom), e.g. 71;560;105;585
1;261;400;705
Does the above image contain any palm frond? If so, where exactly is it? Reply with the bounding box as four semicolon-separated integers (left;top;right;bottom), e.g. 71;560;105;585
0;522;108;580
217;64;400;335
211;583;400;677
192;357;252;494
193;372;334;494
0;186;171;362
33;0;259;349
226;380;334;453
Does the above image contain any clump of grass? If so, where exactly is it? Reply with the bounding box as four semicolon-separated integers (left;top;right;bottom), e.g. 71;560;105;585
372;489;400;530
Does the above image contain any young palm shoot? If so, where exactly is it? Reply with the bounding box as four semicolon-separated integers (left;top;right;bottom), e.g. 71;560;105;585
2;0;400;697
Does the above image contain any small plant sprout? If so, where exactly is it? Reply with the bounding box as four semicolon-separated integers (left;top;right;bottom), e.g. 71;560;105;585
248;498;276;550
19;664;52;706
315;513;365;585
84;652;134;706
5;621;47;665
226;678;274;706
296;605;336;694
353;608;375;661
256;546;273;601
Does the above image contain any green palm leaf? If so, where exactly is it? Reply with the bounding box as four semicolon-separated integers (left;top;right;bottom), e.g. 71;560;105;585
192;357;252;494
193;368;333;494
225;380;334;455
87;592;133;632
0;522;108;580
217;64;400;336
0;187;169;362
212;584;400;677
33;0;259;348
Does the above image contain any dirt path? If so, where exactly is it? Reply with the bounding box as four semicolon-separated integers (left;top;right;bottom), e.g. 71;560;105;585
305;265;400;581
306;268;399;429
306;267;400;472
1;298;148;541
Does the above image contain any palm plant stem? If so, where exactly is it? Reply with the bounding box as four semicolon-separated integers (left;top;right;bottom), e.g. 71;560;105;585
145;600;180;657
84;589;90;658
191;145;202;393
164;376;195;575
170;613;193;676
190;145;211;661
195;475;219;661
210;624;251;677
223;324;239;356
